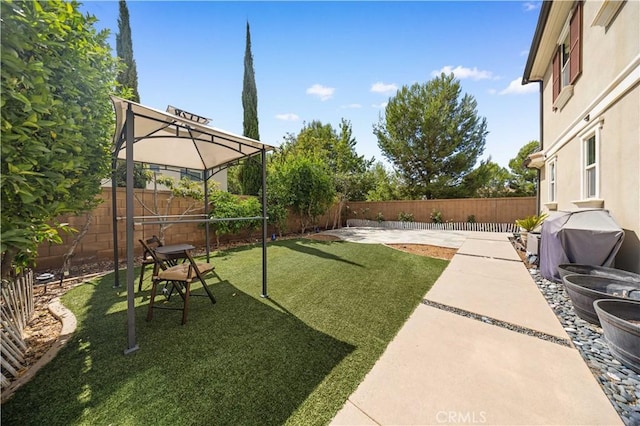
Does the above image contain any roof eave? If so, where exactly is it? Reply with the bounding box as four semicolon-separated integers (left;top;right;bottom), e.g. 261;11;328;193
523;1;554;84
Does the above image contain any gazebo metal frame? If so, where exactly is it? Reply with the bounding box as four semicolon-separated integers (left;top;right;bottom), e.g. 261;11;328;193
109;96;274;354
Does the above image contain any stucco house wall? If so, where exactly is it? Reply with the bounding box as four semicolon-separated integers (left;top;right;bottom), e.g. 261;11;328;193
524;0;639;272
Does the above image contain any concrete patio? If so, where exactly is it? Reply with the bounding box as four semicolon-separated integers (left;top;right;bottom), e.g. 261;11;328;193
326;228;621;425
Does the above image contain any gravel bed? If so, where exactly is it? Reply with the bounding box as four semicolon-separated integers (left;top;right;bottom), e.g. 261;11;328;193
531;269;640;426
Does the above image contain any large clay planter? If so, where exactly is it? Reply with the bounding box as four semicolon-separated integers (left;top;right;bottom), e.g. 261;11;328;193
558;264;640;283
562;274;640;325
594;299;640;374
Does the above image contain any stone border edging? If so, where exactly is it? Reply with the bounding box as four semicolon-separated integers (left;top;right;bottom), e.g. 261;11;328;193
1;298;77;403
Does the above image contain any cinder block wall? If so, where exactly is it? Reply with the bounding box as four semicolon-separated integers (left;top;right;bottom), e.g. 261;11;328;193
35;188;339;270
35;189;535;270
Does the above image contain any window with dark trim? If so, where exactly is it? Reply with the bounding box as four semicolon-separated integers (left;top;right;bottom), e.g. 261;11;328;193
549;157;557;202
584;134;597;199
552;1;582;103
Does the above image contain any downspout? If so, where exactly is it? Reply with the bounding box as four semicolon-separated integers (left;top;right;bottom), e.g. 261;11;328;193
537;80;543;215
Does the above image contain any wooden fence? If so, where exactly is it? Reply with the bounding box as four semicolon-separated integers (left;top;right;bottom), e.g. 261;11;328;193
345;197;535;224
1;271;35;389
346;219;520;233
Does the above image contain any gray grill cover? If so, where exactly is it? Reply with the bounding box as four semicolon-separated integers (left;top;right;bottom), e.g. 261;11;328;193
540;210;624;282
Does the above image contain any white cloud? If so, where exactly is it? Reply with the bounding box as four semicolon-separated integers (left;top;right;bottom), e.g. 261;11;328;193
341;104;362;109
487;89;497;95
370;82;398;94
523;2;540;12
499;78;538;95
520;49;530;57
372;102;388;109
275;113;299;121
306;84;335;101
431;65;494;80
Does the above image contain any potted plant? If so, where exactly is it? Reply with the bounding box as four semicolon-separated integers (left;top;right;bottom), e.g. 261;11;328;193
515;213;548;247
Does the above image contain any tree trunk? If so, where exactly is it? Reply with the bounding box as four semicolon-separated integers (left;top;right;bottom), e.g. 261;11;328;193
59;212;93;283
1;247;18;280
333;199;345;229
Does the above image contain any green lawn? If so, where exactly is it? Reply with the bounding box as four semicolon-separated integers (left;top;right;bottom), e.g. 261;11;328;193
2;239;448;426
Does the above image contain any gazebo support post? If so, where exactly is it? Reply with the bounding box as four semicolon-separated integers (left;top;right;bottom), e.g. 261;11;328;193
111;154;120;288
204;169;210;263
124;104;139;355
261;148;268;298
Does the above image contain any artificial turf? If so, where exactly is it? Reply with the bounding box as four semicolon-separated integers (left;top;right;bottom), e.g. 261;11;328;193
1;239;448;426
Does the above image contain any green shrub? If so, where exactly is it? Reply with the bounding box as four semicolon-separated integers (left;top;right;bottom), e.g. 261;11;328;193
430;209;443;224
515;213;548;232
398;211;414;222
209;191;262;246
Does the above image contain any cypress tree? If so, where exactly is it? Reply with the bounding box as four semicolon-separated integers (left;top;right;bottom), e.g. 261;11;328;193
115;0;146;187
116;0;140;103
239;21;262;195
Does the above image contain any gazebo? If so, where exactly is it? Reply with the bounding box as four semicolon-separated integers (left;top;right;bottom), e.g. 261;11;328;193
110;96;274;354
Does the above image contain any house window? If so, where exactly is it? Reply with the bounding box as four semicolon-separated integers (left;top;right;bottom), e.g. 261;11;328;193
553;1;582;106
549;158;557;202
560;33;571;87
583;134;598;199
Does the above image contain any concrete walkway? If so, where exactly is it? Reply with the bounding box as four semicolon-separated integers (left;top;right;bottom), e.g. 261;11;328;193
326;228;621;426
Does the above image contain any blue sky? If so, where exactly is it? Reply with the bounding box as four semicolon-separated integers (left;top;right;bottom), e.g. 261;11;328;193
81;1;541;169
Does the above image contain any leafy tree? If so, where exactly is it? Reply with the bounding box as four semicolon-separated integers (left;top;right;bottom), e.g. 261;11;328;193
208;190;261;246
374;73;488;199
226;164;242;194
136;175;204;244
115;0;140;103
281;119;373;226
283;121;335;159
365;162;404;201
265;157;290;236
268;153;335;233
114;160;149;189
238;21;262;195
1;0;118;276
508;140;539;196
464;159;511;198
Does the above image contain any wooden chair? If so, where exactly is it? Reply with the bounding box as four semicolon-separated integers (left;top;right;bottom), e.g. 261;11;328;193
138;236;163;292
146;249;216;325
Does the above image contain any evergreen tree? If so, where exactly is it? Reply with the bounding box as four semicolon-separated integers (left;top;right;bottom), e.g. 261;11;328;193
508;140;539;196
375;73;488;199
116;0;140;103
115;0;146;187
238;21;262;195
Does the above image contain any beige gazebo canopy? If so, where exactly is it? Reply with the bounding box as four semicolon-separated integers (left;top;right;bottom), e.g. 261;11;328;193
110;96;274;354
111;96;272;169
